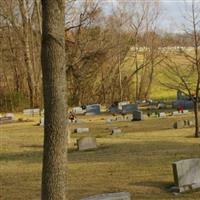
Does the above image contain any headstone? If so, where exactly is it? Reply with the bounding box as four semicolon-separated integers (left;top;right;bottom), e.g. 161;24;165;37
125;114;133;121
86;104;101;115
159;112;166;118
41;109;44;115
122;104;138;114
40;117;44;126
80;192;131;200
33;108;40;114
23;108;40;115
116;115;124;122
172;111;181;116
0;116;13;124
174;120;184;129
188;119;195;127
133;110;144;121
172;158;200;192
109;105;119;114
5;113;15;119
74;128;89;133
85;112;96;116
111;128;122;135
184;120;189;127
77;136;97;151
183;110;189;114
106;118;114;123
72;107;85;114
118;101;130;110
157;102;166;109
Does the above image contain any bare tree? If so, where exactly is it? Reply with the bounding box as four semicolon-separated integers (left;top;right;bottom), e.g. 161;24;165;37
163;1;200;137
124;0;163;100
41;0;67;199
0;0;42;108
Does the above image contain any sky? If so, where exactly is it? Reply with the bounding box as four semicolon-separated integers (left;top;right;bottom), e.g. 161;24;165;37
160;0;188;32
102;0;197;33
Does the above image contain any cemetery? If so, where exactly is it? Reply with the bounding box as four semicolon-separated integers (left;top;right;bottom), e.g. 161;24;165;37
1;102;200;200
0;1;200;200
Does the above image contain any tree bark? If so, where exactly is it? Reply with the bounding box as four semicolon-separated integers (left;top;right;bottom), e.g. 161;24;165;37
194;101;199;138
41;0;67;200
18;0;36;108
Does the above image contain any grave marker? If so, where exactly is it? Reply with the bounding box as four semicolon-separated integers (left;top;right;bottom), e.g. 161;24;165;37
23;108;40;115
159;112;166;118
133;110;144;121
72;107;85;114
188;119;195;127
80;192;131;200
174;120;184;129
86;104;101;115
5;113;15;119
172;158;200;192
118;101;130;110
77;136;97;151
74;128;89;133
122;104;138;114
111;128;122;135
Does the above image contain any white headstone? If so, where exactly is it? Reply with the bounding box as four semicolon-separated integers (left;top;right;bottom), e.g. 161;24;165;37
183;110;189;114
23;108;40;115
111;128;122;135
172;111;181;116
159;112;166;118
5;113;15;119
72;107;85;114
74;128;89;133
118;101;130;110
172;158;200;192
40;117;44;126
174;120;184;129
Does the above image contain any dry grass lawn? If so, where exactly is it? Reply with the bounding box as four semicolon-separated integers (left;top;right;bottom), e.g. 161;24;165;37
0;114;200;200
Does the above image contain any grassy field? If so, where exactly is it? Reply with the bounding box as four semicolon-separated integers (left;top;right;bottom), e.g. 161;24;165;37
1;113;200;200
120;49;196;100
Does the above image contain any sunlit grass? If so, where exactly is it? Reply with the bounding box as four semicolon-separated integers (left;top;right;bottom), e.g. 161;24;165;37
0;114;200;200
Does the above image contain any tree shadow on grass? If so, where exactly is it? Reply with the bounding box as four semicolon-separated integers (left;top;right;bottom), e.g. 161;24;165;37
68;140;200;164
0;150;42;163
20;145;43;148
1;140;200;165
133;181;173;191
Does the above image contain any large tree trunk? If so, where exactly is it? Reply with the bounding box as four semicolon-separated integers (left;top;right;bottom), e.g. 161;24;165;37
41;0;67;200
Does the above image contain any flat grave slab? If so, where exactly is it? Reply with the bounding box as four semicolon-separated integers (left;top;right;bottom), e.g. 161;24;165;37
80;192;131;200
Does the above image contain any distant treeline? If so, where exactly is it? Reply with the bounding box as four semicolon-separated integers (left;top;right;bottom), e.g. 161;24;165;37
0;0;199;111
